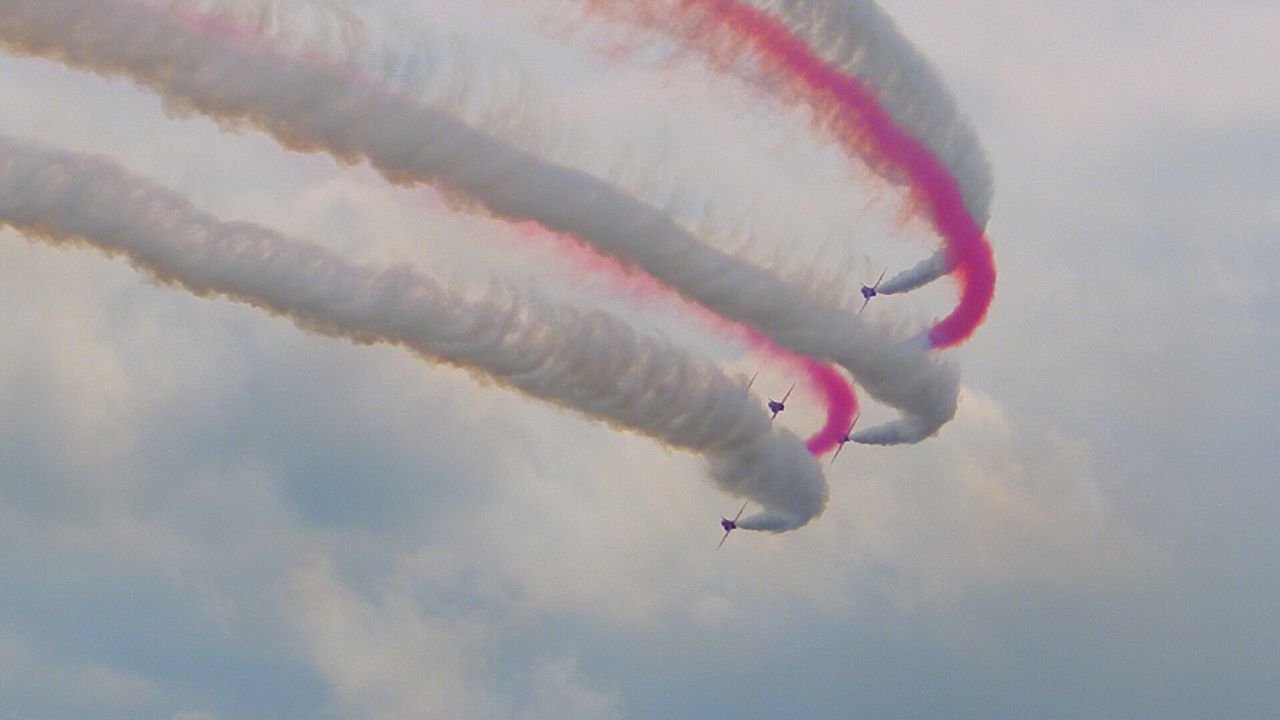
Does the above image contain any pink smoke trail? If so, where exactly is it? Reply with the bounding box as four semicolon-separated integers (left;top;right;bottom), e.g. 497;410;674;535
512;222;857;455
584;0;995;348
162;2;858;456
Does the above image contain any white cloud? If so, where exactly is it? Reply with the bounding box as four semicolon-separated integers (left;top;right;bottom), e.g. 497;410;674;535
0;633;155;715
883;0;1280;137
518;657;621;720
287;555;622;720
1;0;1277;718
287;556;500;720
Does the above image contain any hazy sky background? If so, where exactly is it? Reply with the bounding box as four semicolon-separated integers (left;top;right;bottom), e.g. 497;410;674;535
1;1;1277;718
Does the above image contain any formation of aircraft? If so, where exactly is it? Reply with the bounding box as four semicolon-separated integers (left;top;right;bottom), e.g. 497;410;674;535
859;268;887;314
830;411;862;464
725;366;868;545
717;500;749;549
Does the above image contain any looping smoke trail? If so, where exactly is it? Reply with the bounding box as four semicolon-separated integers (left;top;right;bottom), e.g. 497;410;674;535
171;0;863;445
750;0;994;226
576;0;996;348
877;250;948;296
0;0;956;445
512;222;857;454
0;135;827;532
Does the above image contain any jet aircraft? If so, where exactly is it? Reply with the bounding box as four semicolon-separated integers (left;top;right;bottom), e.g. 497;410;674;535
830;412;862;464
859;269;888;314
718;500;749;549
767;383;795;421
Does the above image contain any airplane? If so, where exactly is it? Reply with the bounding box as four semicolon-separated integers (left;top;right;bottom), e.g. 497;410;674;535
859;268;887;314
830;411;862;464
767;383;795;421
718;500;749;549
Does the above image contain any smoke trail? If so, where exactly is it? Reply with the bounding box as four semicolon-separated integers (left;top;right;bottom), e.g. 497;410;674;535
750;0;993;227
512;222;857;454
576;0;996;348
748;332;856;455
0;134;825;532
0;0;958;444
740;0;986;306
877;251;948;296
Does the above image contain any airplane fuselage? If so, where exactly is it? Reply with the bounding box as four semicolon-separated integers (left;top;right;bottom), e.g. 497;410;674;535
721;518;736;531
861;285;877;299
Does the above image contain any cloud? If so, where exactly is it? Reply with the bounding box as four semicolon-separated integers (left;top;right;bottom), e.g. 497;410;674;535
1;0;1277;718
0;631;159;720
288;556;622;720
287;556;499;719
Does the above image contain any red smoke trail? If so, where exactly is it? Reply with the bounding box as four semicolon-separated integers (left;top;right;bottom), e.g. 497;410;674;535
585;0;995;348
164;1;858;454
512;222;857;455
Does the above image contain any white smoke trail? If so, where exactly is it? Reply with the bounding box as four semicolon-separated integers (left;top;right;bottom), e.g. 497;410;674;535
546;0;992;228
572;0;989;302
878;250;950;296
752;0;994;228
0;0;961;445
746;0;993;308
0;135;823;532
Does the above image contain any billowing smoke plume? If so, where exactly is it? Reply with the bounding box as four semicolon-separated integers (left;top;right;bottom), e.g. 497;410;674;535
878;251;949;296
0;135;825;532
752;0;994;321
574;0;996;348
505;222;859;456
0;0;960;444
749;0;994;228
576;0;992;227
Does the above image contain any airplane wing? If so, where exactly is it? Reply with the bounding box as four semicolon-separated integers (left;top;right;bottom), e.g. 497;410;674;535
746;371;758;391
718;502;748;550
780;383;795;404
831;414;860;463
875;268;887;288
859;296;871;314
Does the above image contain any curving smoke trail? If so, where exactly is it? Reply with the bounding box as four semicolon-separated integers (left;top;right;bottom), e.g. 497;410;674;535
0;134;826;532
194;0;860;455
514;222;857;454
745;0;994;227
577;0;996;348
0;0;958;445
877;250;948;296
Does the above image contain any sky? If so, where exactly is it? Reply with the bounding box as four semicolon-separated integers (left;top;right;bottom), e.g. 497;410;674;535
1;1;1277;718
